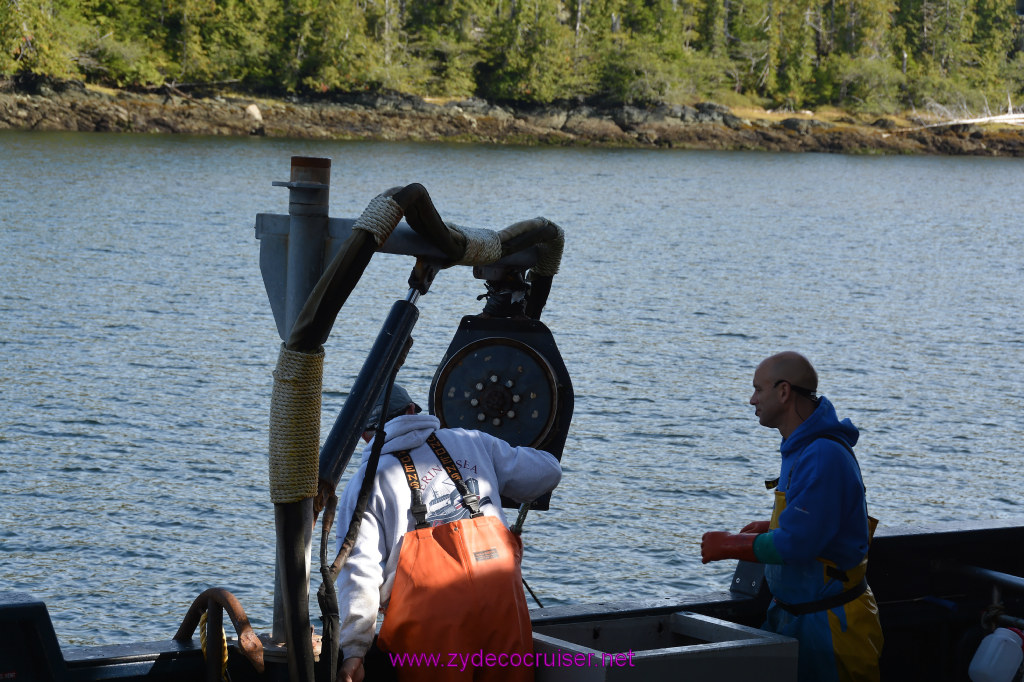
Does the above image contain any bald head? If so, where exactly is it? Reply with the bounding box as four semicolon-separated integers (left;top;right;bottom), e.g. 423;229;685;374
750;352;819;437
758;351;818;395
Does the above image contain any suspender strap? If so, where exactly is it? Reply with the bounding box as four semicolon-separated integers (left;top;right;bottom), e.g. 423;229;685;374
395;451;430;529
773;577;868;616
426;433;483;518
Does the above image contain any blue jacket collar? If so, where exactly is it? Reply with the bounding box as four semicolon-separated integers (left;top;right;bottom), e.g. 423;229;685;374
780;395;859;457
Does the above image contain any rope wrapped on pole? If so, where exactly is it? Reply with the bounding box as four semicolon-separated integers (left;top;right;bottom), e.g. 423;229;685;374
448;223;503;265
268;344;321;681
527;219;564;277
493;217;564;277
384;184;564;280
490;217;564;318
440;217;564;274
351;193;405;247
269;344;324;504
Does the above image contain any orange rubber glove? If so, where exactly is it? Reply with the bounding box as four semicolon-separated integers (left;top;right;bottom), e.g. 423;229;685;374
741;520;771;534
701;532;759;564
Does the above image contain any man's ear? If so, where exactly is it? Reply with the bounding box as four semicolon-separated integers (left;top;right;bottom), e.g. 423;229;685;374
777;381;792;404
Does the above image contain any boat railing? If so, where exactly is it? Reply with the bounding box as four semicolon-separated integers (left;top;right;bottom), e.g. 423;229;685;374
944;563;1024;630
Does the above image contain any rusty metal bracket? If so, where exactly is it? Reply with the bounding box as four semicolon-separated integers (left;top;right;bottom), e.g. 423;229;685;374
175;587;265;677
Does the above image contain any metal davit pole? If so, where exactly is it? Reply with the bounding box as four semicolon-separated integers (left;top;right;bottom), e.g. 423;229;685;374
277;157;331;337
268;157;331;682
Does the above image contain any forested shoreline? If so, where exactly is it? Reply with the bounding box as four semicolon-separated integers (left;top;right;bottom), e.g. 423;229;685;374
3;0;1024;118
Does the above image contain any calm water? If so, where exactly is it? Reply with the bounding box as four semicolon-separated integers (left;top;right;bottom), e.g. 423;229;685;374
2;131;1022;647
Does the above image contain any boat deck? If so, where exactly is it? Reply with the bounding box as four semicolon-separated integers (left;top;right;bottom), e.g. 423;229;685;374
4;520;1022;681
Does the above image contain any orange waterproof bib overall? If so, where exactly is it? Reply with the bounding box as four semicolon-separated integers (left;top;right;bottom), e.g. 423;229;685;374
377;434;533;682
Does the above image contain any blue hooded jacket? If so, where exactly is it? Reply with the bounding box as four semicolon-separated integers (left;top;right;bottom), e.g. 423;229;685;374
769;395;870;572
760;396;882;682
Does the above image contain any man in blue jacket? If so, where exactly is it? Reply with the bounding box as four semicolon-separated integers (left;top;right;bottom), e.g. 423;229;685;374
701;351;883;682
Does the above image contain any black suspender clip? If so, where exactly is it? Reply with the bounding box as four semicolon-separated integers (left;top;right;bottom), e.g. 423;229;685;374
395;432;485;528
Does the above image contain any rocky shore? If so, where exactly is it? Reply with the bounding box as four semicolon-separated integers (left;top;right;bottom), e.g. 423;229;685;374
2;78;1023;156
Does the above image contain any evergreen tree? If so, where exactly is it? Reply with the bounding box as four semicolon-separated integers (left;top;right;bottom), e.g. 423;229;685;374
203;0;279;86
276;0;321;90
361;0;409;90
405;0;490;96
297;0;378;92
764;0;780;94
73;0;168;85
813;0;903;110
1;0;79;78
164;0;220;81
824;0;895;56
725;0;772;95
595;0;717;104
564;0;605;97
920;0;976;74
971;0;1018;97
775;0;817;106
698;0;729;57
476;0;574;102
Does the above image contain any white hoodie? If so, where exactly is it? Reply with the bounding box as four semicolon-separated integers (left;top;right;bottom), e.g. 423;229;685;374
334;413;562;660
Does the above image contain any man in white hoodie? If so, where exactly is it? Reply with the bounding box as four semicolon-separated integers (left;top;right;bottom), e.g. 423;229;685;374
335;384;562;682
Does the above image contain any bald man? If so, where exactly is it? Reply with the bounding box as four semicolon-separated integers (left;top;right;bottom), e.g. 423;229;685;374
701;352;883;682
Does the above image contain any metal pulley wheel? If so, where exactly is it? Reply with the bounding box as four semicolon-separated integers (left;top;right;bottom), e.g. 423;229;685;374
432;337;558;448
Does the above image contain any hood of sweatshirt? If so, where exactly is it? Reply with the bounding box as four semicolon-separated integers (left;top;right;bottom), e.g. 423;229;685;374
358;413;441;462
